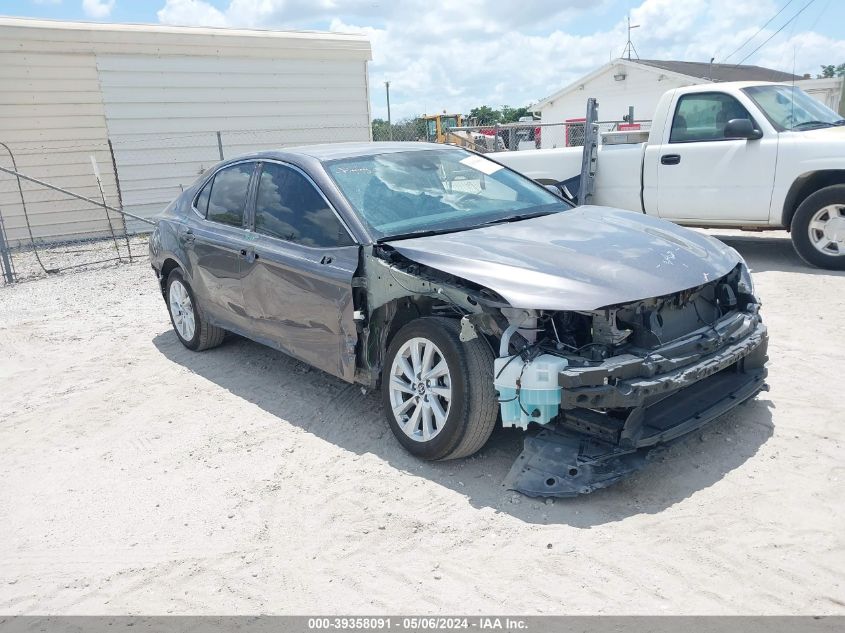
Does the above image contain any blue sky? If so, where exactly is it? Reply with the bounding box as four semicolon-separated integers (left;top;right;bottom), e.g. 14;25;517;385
4;1;845;118
9;1;845;41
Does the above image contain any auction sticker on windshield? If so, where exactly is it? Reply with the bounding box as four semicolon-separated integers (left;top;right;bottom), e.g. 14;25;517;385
459;154;503;175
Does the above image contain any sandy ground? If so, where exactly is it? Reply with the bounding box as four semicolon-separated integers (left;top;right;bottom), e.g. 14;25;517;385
0;229;843;615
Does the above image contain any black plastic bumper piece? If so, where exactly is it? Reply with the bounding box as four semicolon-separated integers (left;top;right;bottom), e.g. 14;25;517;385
558;318;767;410
503;362;768;498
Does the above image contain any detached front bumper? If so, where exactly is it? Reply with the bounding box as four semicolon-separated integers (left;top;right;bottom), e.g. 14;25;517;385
504;313;769;497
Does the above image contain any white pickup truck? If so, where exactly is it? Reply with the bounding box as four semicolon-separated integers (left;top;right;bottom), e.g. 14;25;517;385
492;81;845;269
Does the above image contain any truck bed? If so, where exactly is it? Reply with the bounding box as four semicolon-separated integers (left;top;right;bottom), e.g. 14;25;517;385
490;143;647;211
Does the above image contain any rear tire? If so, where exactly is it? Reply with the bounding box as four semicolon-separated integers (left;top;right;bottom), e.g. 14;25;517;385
381;317;498;461
165;269;225;351
790;185;845;270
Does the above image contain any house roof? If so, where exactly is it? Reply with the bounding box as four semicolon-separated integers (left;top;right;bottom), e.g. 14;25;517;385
636;59;802;82
533;58;801;111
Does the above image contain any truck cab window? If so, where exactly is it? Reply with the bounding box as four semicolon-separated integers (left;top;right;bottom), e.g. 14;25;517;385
670;93;753;143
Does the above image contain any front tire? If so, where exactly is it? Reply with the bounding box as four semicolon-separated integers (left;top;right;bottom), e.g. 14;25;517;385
165;269;225;351
381;317;498;461
790;185;845;270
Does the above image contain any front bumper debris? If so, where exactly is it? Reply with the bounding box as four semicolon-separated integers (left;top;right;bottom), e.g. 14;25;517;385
503;319;769;498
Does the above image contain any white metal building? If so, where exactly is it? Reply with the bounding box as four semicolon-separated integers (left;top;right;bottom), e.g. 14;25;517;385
533;58;843;148
799;75;845;112
0;17;372;244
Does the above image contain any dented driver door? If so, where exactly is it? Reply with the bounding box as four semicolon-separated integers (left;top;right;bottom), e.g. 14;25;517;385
239;161;360;382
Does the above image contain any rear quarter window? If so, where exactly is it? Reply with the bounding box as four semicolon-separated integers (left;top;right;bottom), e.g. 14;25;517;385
194;180;211;217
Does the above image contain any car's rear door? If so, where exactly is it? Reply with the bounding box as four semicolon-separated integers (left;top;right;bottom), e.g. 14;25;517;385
182;161;256;330
240;160;360;381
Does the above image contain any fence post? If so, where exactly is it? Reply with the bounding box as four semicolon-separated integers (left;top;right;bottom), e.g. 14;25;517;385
0;140;51;276
108;139;133;263
90;156;122;263
0;207;15;284
216;131;224;161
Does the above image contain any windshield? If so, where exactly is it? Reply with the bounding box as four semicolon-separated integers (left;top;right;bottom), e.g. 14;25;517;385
742;85;844;131
325;148;569;239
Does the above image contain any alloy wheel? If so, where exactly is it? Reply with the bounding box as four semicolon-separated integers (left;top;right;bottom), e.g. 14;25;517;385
388;337;452;442
168;279;196;341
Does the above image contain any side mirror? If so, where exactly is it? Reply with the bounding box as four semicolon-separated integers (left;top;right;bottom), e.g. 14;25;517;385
724;118;763;140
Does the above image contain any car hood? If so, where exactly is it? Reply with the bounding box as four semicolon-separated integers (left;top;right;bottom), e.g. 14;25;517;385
385;206;742;311
800;125;845;139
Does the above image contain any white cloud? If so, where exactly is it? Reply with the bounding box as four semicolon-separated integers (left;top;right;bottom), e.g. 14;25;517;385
82;0;115;18
156;0;227;27
155;0;845;119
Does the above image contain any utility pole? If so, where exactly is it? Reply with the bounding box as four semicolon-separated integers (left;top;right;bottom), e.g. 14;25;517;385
623;14;640;60
385;81;393;141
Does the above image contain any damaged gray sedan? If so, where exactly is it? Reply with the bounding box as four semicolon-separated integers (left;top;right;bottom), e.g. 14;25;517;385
149;142;768;497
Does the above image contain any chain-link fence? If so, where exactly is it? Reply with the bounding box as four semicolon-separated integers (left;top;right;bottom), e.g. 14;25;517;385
0;125;371;284
0;146;148;285
372;119;651;150
1;117;651;285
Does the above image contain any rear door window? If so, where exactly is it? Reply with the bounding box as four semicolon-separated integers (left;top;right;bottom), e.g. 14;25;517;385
670;93;753;143
254;162;353;247
206;163;254;227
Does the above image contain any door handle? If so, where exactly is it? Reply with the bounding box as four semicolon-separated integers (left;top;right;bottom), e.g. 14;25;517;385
240;249;259;263
181;228;195;243
320;255;333;265
661;154;681;165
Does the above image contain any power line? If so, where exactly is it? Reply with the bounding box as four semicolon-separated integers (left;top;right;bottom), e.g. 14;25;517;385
787;0;831;79
722;0;794;62
803;0;832;36
735;0;816;66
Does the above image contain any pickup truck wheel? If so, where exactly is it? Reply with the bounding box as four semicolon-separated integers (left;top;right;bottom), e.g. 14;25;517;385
166;269;225;351
382;317;498;461
791;185;845;270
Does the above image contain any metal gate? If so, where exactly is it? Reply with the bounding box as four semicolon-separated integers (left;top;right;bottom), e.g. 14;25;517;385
0;158;154;285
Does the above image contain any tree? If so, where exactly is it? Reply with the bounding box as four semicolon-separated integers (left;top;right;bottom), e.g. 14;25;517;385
500;105;531;123
818;63;845;78
371;116;427;141
468;105;501;126
371;118;390;140
467;105;533;125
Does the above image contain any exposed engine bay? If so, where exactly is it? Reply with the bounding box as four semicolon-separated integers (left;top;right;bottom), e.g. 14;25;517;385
487;267;768;496
358;242;768;497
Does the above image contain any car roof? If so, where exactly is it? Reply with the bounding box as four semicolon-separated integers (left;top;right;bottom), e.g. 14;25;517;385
244;141;459;163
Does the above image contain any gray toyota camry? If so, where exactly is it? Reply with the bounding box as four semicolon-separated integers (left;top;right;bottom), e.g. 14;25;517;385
149;142;768;497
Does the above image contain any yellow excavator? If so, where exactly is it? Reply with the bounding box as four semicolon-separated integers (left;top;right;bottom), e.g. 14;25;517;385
421;113;495;151
421;113;463;144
